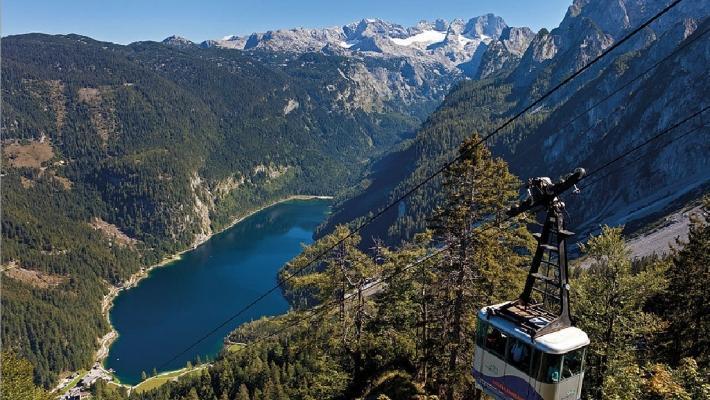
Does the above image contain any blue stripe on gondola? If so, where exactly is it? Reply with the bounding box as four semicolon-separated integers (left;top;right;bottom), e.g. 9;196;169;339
473;369;543;400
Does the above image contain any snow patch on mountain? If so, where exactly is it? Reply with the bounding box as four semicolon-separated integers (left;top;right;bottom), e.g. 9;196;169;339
390;30;447;47
338;40;360;49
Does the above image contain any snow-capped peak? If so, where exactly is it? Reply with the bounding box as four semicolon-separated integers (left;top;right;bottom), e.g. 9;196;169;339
200;14;531;77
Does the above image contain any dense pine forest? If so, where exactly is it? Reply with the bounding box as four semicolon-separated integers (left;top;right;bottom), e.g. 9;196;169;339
7;139;706;399
1;33;422;387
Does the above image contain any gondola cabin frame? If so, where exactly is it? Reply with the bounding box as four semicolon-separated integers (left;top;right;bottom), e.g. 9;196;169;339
473;303;589;400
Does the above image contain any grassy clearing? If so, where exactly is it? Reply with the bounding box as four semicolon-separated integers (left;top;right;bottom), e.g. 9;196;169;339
133;365;206;394
3;140;54;169
226;343;245;353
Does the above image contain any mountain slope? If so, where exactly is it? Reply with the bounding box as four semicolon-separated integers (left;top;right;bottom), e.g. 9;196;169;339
0;33;423;386
198;15;537;114
320;0;710;247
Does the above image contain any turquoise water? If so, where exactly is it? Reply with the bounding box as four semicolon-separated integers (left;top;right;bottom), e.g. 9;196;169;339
106;199;330;384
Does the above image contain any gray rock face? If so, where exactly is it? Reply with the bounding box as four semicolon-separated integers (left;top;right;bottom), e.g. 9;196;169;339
199;14;529;77
526;18;709;236
477;27;536;79
501;27;536;56
499;0;710;237
181;15;535;123
202;36;247;49
464;13;509;38
162;35;195;48
319;0;710;247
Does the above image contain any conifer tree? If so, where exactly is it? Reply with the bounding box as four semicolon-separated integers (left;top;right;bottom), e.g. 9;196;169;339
284;225;378;390
427;136;530;399
185;387;200;400
0;351;53;400
367;232;434;386
573;226;666;399
642;358;710;400
662;197;709;365
237;383;251;400
253;387;263;400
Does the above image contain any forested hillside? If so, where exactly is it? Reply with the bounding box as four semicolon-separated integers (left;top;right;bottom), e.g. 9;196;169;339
69;138;709;400
2;0;708;396
320;0;710;247
0;33;424;386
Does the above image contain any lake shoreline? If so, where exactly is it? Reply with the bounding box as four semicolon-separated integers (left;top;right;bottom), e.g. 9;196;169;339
94;195;333;383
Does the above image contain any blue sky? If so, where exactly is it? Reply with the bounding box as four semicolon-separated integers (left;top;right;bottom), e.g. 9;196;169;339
3;0;572;44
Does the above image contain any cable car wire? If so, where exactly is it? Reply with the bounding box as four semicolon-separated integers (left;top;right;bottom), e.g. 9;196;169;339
156;0;687;370
580;106;710;189
245;106;709;349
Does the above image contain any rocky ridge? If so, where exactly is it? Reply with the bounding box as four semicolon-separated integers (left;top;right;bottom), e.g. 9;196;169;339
196;14;537;78
318;0;710;247
161;15;537;116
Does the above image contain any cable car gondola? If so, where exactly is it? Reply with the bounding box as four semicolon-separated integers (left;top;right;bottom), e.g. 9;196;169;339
473;168;590;400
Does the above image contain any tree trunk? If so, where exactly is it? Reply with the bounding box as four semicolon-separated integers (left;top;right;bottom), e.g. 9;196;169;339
354;284;364;382
421;286;429;387
447;237;468;400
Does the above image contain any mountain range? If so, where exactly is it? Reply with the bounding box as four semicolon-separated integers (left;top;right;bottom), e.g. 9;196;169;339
164;14;537;116
200;14;532;78
1;0;709;390
319;0;710;247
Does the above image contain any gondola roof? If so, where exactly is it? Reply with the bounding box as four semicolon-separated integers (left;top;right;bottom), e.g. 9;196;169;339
479;302;590;354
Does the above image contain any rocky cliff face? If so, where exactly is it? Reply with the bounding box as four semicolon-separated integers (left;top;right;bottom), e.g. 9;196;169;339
320;0;709;246
503;0;709;236
520;18;709;235
180;15;537;117
477;27;536;79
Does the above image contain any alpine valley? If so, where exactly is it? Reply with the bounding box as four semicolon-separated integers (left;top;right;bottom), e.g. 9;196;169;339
1;11;538;387
1;0;709;398
320;0;710;247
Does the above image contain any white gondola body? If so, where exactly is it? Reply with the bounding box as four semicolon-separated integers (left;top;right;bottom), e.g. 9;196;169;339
473;303;589;400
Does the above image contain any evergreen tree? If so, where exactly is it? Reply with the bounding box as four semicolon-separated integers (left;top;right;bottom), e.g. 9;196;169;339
253;387;263;400
185;387;200;400
368;232;434;387
642;358;710;400
284;225;379;390
662;197;709;366
238;383;251;400
427;136;531;399
92;379;129;400
0;351;53;400
573;226;667;399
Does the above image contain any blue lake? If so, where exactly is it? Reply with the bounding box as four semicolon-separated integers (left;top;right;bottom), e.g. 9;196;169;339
106;198;331;384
